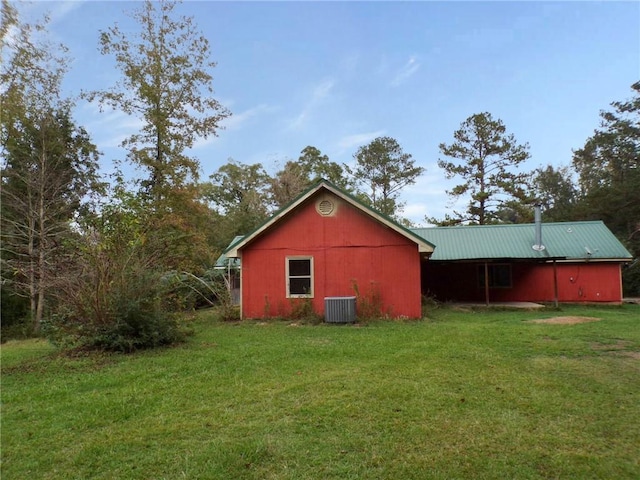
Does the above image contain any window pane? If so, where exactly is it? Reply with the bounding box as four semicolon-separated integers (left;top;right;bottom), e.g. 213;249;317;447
289;259;310;276
290;278;311;295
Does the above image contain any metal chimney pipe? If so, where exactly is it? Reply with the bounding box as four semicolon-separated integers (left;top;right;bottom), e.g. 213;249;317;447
533;204;545;251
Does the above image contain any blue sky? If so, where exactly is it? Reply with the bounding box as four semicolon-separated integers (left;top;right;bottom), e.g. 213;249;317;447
16;0;640;224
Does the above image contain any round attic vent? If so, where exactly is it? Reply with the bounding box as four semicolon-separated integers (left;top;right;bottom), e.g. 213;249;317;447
317;199;334;216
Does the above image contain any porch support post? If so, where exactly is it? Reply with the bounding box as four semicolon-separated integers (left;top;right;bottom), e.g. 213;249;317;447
553;260;559;308
484;262;490;306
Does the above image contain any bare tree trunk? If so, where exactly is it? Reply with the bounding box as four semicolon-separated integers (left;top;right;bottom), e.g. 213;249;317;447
36;178;46;331
28;249;36;322
28;199;37;324
34;143;48;332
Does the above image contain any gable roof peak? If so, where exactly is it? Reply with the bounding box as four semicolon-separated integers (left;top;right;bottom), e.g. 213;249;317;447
224;179;434;257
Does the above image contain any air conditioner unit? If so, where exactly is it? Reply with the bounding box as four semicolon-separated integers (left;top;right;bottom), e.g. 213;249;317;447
324;296;356;324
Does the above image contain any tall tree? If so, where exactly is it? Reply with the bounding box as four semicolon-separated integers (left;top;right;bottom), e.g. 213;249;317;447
269;147;353;208
435;112;531;225
298;146;352;190
83;0;230;272
205;160;271;250
269;160;308;209
572;82;640;234
84;0;230;200
350;136;423;217
146;183;219;272
531;165;579;222
572;81;640;295
1;1;103;330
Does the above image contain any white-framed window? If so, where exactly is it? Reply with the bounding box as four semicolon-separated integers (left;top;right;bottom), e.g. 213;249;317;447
478;264;512;289
286;256;314;298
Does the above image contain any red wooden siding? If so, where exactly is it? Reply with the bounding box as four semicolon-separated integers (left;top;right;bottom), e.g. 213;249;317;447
240;193;422;318
422;261;623;303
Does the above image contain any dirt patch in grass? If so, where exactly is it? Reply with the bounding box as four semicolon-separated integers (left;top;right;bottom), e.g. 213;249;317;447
591;340;632;351
528;316;601;325
591;340;640;359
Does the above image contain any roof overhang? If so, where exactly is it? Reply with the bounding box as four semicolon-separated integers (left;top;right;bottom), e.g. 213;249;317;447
425;257;632;264
553;257;634;264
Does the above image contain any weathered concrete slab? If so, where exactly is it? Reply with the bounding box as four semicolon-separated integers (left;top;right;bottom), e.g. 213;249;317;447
451;302;546;310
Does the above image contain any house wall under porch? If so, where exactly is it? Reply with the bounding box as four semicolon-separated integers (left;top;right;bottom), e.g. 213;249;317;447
421;261;623;303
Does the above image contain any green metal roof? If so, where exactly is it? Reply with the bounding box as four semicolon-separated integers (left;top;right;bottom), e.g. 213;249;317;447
411;221;633;262
214;235;244;268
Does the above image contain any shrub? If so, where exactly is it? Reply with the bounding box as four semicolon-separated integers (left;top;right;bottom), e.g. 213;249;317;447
45;205;189;352
622;261;640;297
352;280;384;319
168;270;240;321
421;293;441;317
0;289;35;342
48;251;186;353
93;272;184;352
0;287;30;328
289;297;323;324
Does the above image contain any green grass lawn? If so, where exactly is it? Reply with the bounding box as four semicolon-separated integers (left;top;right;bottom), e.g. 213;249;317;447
2;305;639;479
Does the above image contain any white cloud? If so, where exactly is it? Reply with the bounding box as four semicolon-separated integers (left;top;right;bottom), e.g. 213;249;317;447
377;54;390;75
16;1;84;30
192;103;277;150
48;1;84;24
401;171;463;225
189;137;217;153
79;105;145;148
192;103;278;149
223;103;276;131
340;52;360;77
403;203;429;221
288;111;308;132
336;130;386;150
405;172;448;195
312;78;335;100
287;78;335;130
391;56;421;87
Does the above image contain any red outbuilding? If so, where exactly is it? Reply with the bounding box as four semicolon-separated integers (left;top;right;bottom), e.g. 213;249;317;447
224;180;434;319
